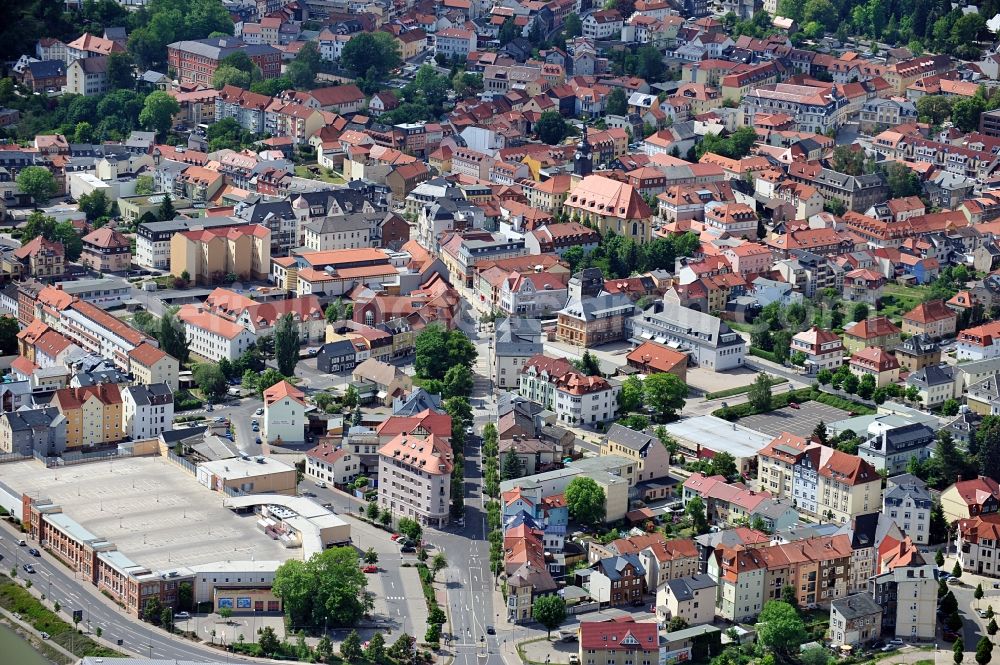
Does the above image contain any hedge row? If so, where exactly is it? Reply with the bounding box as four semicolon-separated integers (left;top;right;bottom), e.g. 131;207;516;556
705;377;787;400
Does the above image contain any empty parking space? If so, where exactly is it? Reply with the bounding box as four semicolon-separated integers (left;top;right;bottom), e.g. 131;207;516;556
2;457;291;570
738;402;850;438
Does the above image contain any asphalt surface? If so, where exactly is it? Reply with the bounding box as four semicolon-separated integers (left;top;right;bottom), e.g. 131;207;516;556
0;527;234;661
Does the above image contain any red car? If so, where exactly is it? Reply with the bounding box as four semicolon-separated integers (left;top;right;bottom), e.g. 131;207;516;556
390;533;401;541
362;565;378;573
788;402;800;409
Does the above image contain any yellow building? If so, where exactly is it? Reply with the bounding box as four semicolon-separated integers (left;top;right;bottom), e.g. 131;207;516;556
128;342;179;391
169;224;271;284
52;384;124;449
563;175;653;243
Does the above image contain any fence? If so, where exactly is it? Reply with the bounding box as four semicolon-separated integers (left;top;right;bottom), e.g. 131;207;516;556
166;450;197;476
0;451;31;465
57;446;133;467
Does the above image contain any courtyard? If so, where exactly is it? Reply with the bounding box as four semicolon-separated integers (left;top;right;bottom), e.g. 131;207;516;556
737;402;851;438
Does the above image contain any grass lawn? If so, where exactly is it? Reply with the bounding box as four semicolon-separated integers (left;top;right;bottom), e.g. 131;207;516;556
879;283;931;323
294;164;346;184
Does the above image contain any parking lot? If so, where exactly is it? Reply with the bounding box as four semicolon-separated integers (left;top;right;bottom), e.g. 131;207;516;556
738;402;850;438
2;457;291;570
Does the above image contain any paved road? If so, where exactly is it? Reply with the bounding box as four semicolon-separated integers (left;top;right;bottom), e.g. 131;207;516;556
0;525;232;662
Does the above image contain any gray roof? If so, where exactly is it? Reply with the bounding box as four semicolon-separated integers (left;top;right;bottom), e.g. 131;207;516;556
605;423;655;452
594;553;645;581
494;341;543;358
2;407;63;431
559;292;634;321
304;211;379;235
906;363;955;388
969;372;1000;401
122;383;173;406
867;422;935;454
664;574;716;601
496;316;542;344
27;60;65;78
831;593;883;621
166;38;280;60
392;387;444;415
885;473;931;504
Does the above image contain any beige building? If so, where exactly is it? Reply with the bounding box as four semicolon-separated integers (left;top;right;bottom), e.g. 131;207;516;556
169;224;271;284
196;456;297;495
829;593;882;648
656;574;717;627
600;423;671;484
849;347;900;387
578;618;660;665
941;476;1000;525
51;384;123;449
757;432;882;524
377;433;452;527
80;227;131;273
127;342;179;391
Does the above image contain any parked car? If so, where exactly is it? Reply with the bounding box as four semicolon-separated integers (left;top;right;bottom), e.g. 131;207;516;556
880;644;899;653
390;534;401;541
39;632;49;640
175;612;191;619
788;402;800;409
315;481;327;488
943;631;961;642
255;408;264;416
400;545;416;553
980;609;990;618
206;404;213;412
363;565;378;573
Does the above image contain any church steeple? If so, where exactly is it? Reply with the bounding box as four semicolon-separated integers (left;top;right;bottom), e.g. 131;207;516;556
573;118;593;178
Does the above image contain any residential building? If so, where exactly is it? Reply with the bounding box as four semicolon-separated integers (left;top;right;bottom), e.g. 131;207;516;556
493;317;544;391
167;38;281;86
377;433;452;527
829;594;883;648
625;340;688;382
630;301;746;370
849;347;900;388
518;354;619;426
957;321;1000;361
563;175;653;244
80;227;131;273
958;514;1000;578
742;83;849;134
588;554;647;607
883;474;932;546
859;423;934;476
121;383;173;441
170;224;271;284
13;236;64;279
636;538;701;590
316;339;359;374
305;441;361;487
968;372;1000;416
757;432;882;524
352;358;414;407
263;380;306;445
842;269;884;305
577;618;660;665
600;424;671;484
51;384;124;449
894;334;941;372
902;300;957;339
869;541;937;641
843;317;902;354
0;408;67;456
656;574;717;627
905;364;960;409
302;213;377;252
176;305;256;362
127;343;178;391
790;326;846;374
941;476;1000;524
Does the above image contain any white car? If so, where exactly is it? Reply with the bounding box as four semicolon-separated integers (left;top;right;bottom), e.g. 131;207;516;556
255;408;264;416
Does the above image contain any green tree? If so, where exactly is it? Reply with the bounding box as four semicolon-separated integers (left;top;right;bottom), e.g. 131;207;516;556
565;476;606;524
883;161;923;198
941;590;958;616
135;174;156;196
857;373;877;400
800;646;831;665
143;597;164;624
340;31;402;81
272;546;368;629
325;300;343;323
816;369;833;385
315;635;333;662
747;373;773;412
781;583;798;609
606;87;628;116
342;385;359;410
157;194;175;222
365;632;386;661
502;448;522;480
274;313;300;376
990;618;998;636
16;166;57;206
917;95;953;124
841;373;859;395
139;91;180;138
831;145;865;175
711;451;739;480
563;13;583;37
257;625;280;655
379;508;391;527
977;636;993;665
936;550;945;567
536;111;569;145
635;44;666;82
977;583;985;607
443;364;474;398
850;302;869;322
643;372;687;420
193;363;227;402
686;495;709;535
431;552;448;579
414;324;476;380
666;616;689;632
288;41;321;88
953;561;963;578
756;600;806;657
952;95;987;133
159;307;189;363
498;16;520;45
802;0;837;29
531;595;567;638
618;375;644;414
398;517;422;542
106;51;135;90
341;629;364;662
955;638;965;665
78;189;111;221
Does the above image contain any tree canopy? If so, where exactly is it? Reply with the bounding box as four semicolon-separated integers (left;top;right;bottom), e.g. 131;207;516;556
272;546;370;629
565;476;606;524
414;324;477;381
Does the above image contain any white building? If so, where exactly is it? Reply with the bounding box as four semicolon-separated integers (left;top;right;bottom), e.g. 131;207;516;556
121;383;174;441
790;326;847;374
492;317;543;391
518;354;620;426
377;433;453;527
263;380;306;445
630;300;747;371
177;305;256;362
883;474;932;546
957;322;1000;361
434;28;477;60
